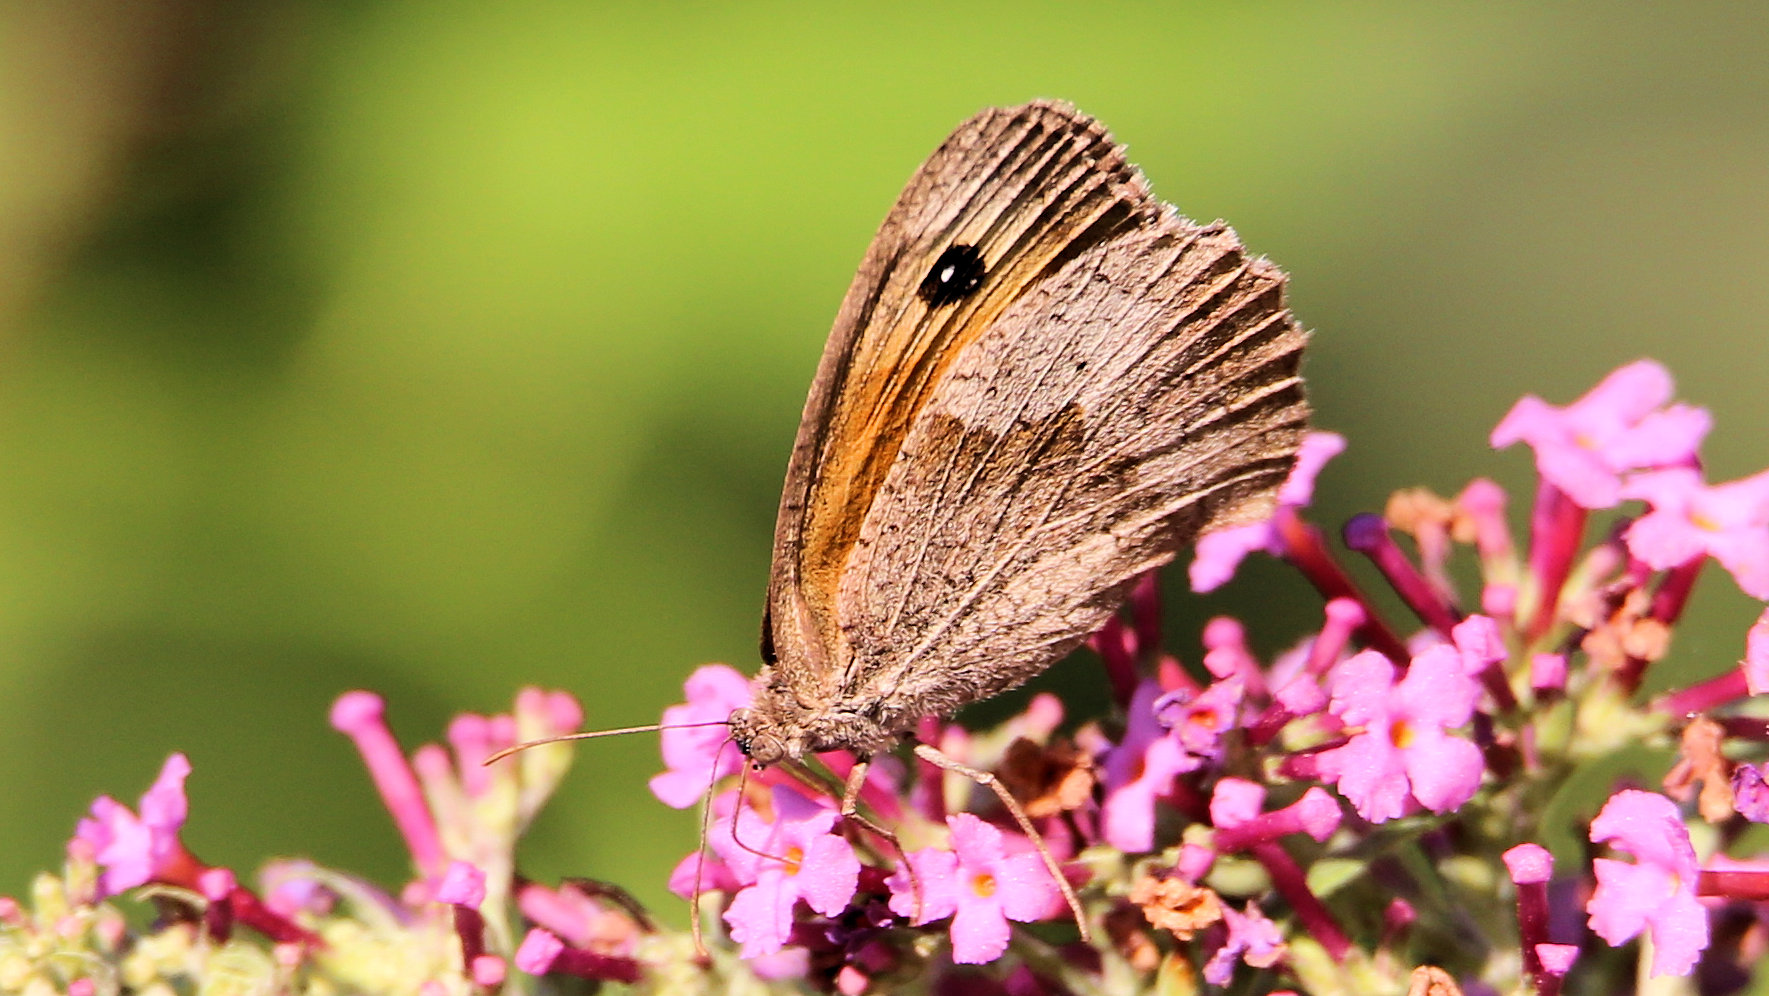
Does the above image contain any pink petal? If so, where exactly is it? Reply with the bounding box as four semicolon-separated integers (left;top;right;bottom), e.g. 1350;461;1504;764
1588;858;1667;945
513;928;563;974
992;851;1061;924
648;768;723;810
725;873;794;958
1538;444;1625;509
947;813;1004;861
1591;790;1695;872
1395;646;1479;729
1743;609;1769;696
666;850;737;899
1401;729;1483;813
1450;615;1505;674
1571;360;1674;426
139;753;191;831
1326;651;1396;726
1208;778;1267;828
1490;395;1554;450
948;898;1011;964
1100;778;1159;853
1188;523;1273;593
795;835;860;917
1713;529;1769;599
887;848;958;924
1645;887;1710;977
1624;510;1707;570
1277;432;1347;507
436;861;487;906
1608;404;1710;468
1700;469;1769;527
1322;731;1410;823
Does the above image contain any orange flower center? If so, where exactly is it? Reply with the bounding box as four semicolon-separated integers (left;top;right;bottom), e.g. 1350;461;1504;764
1691;511;1722;532
971;872;997;898
1390;718;1415;750
783;845;804;876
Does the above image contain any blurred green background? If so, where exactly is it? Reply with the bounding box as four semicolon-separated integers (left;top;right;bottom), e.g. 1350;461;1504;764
1;2;1765;921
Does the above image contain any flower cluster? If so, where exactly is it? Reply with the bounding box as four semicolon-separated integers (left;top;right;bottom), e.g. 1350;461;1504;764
650;359;1769;994
0;689;654;996
10;359;1769;996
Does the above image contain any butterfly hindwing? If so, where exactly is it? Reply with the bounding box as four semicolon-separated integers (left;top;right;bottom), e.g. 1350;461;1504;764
832;214;1308;731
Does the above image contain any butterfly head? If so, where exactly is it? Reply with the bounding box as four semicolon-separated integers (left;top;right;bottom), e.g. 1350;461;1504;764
729;699;817;766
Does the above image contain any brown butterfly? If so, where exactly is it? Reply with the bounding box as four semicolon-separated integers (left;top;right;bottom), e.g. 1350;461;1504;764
726;100;1309;928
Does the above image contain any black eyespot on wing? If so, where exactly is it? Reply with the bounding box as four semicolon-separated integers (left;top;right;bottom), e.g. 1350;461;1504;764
918;244;985;306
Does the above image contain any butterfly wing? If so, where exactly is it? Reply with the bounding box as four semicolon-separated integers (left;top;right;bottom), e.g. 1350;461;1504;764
832;211;1308;731
765;102;1159;701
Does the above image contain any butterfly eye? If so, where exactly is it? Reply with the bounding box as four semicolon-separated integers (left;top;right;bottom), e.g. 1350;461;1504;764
918;244;985;306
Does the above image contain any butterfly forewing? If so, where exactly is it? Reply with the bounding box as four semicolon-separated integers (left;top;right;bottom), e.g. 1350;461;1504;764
767;102;1158;698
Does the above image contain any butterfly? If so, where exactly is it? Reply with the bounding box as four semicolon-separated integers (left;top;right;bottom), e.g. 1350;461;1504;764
726;99;1309;929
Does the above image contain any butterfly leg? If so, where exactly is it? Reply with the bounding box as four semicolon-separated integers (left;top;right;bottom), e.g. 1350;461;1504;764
911;741;1091;942
838;758;922;921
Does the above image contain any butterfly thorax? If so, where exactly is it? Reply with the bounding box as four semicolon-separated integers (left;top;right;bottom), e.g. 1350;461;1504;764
727;670;903;765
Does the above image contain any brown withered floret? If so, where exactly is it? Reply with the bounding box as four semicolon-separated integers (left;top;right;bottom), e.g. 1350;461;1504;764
997;737;1096;819
1129;870;1223;940
1407;965;1463;996
1665;715;1736;823
1104;904;1162;973
1577;587;1669;675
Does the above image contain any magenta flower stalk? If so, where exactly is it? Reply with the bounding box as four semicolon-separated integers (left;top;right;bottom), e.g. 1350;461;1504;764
1343;512;1462;638
331;691;447;879
1502;843;1553;987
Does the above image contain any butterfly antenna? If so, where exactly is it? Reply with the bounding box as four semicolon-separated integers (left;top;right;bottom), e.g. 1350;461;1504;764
689;735;735;958
482;720;732;765
727;761;789;862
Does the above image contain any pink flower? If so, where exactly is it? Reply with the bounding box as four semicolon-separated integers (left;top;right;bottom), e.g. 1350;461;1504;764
887;813;1062;964
713;786;859;958
1203;902;1286;985
1100;681;1197;852
1190;432;1346;592
1315;647;1484;822
72;753;192;898
1623;467;1769;598
1744;607;1769;696
517;880;641;956
1210;779;1341;852
649;664;749;809
436;861;486;907
1586;789;1709;977
1732;764;1769;823
515;929;565;975
1490;359;1709;509
1449;614;1505;680
1157;677;1244;764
